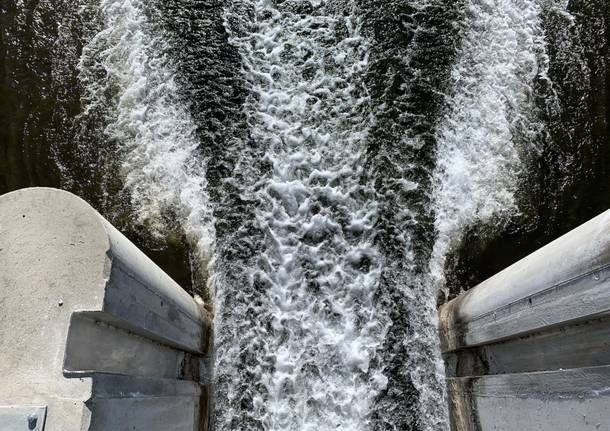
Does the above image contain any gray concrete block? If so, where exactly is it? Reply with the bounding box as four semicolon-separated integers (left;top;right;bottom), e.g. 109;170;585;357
88;375;204;431
64;313;189;380
448;367;610;431
439;209;610;352
0;188;212;430
0;406;47;431
439;209;610;430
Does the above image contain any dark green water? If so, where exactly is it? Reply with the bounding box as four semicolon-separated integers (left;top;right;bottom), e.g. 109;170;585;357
0;0;196;291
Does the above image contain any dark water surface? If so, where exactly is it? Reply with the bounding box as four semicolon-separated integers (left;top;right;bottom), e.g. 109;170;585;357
0;0;196;289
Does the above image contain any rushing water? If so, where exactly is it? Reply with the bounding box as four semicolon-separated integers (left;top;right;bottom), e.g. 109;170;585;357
431;0;547;297
79;0;216;273
1;0;608;430
216;2;391;429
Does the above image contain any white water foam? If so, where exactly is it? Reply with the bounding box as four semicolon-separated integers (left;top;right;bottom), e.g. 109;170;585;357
74;0;551;428
217;1;391;429
430;0;547;295
78;0;215;263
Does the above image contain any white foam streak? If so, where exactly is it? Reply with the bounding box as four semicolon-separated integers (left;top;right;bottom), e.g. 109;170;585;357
79;0;215;262
431;0;546;293
219;1;388;429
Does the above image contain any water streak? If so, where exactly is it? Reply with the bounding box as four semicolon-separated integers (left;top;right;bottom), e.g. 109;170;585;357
78;0;215;263
431;0;547;296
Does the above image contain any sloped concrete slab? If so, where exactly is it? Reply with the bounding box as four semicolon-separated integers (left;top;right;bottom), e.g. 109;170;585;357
439;209;610;430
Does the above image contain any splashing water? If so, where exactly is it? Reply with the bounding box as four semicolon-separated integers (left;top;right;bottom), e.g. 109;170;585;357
78;0;215;264
430;0;547;295
214;1;392;429
1;0;608;427
68;0;558;429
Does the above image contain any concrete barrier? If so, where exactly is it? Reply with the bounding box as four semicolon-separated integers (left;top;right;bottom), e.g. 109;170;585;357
0;188;213;431
439;210;610;430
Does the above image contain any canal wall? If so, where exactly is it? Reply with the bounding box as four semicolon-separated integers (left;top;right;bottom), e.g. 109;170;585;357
0;188;212;431
439;209;610;430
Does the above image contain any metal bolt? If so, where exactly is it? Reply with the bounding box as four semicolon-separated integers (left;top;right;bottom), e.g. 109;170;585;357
27;414;38;430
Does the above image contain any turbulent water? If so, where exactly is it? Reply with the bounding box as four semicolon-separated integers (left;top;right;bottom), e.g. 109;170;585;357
216;2;391;429
1;0;608;430
79;0;216;271
431;0;546;296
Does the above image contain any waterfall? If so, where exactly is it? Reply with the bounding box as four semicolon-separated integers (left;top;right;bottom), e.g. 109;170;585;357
214;1;390;429
2;0;607;429
430;0;547;297
72;0;552;429
78;0;216;264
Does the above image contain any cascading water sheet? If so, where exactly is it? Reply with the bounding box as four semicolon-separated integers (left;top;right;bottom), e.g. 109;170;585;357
78;0;215;263
214;1;392;429
3;0;604;429
431;0;547;294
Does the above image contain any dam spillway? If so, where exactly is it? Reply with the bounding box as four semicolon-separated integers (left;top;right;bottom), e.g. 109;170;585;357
2;187;610;430
0;0;608;430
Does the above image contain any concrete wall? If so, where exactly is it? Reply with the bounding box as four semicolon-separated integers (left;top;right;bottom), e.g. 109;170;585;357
0;188;212;431
439;209;610;430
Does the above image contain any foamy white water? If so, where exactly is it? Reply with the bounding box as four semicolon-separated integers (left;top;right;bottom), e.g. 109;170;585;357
78;0;215;263
430;0;547;295
2;0;606;429
74;0;550;429
216;1;391;429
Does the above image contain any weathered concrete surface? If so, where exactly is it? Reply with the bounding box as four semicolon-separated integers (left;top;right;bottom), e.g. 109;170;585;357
439;209;610;352
439;209;610;431
0;406;47;431
447;367;610;431
0;187;212;430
